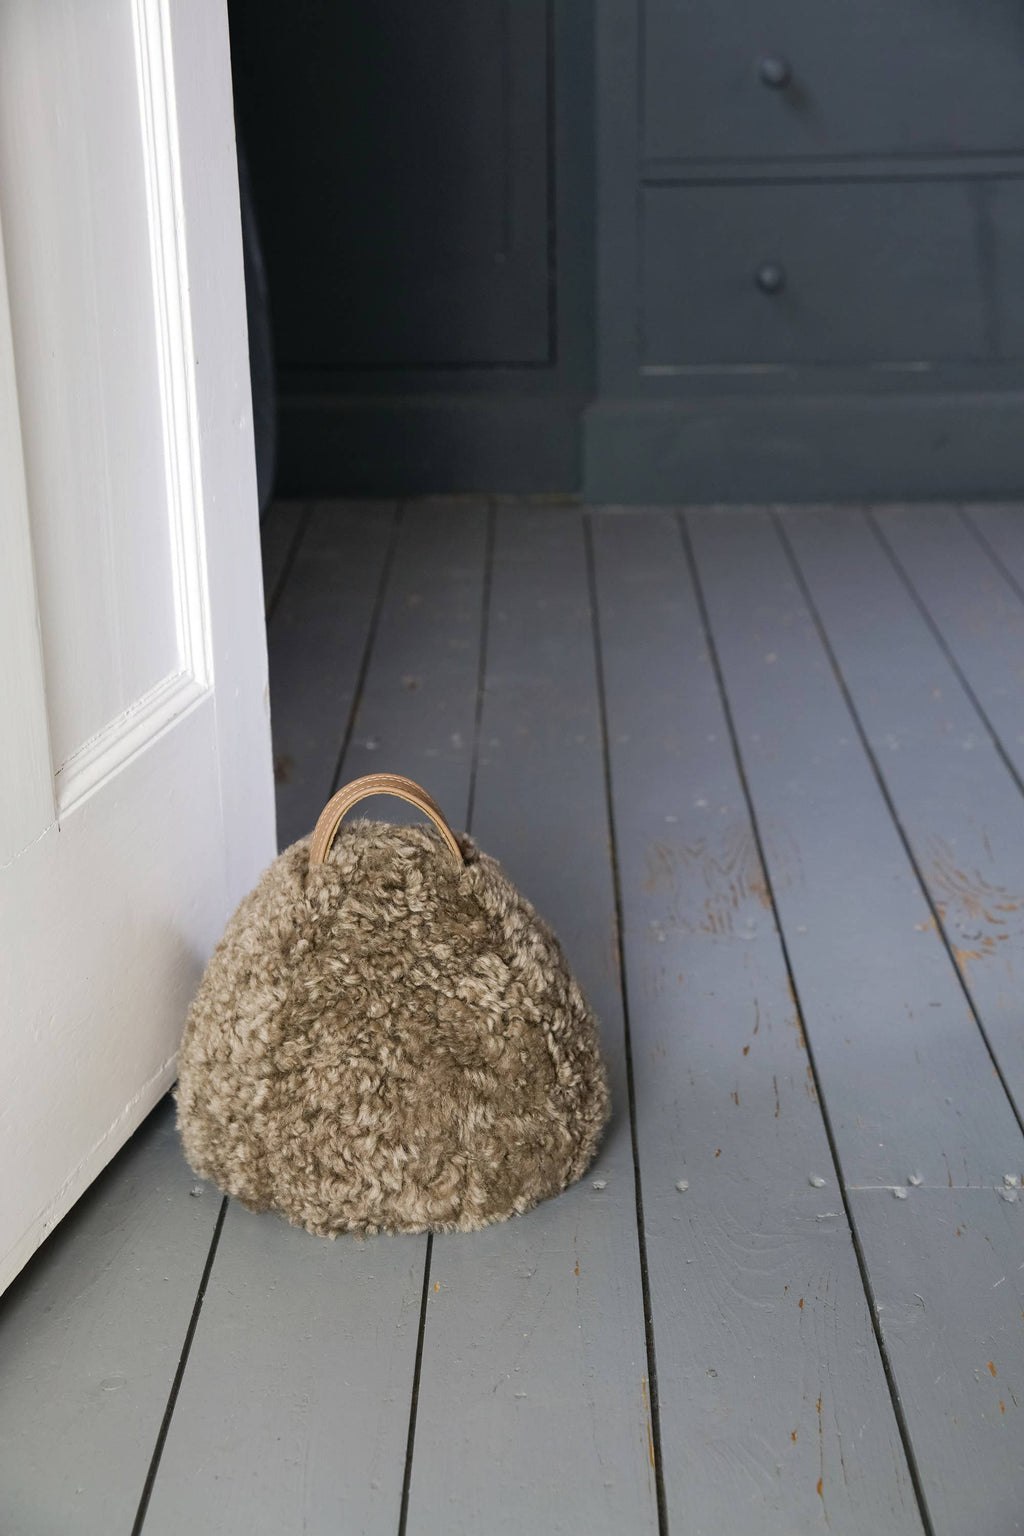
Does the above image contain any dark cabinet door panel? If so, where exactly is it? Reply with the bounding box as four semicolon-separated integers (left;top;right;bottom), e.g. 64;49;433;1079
230;0;551;370
990;180;1024;359
644;0;1024;161
641;180;1024;367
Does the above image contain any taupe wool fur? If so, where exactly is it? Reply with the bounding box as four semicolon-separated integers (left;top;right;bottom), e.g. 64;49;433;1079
176;820;610;1235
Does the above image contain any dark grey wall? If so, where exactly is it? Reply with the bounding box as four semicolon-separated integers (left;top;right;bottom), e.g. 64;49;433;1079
584;0;1024;502
228;0;594;497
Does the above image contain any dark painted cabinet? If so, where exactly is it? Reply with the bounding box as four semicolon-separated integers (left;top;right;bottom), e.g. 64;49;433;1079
643;0;1024;161
642;180;1024;367
585;0;1024;501
229;1;591;496
232;1;1024;501
232;3;551;370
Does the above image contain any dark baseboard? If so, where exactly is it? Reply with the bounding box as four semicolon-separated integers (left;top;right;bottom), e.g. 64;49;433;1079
583;392;1024;503
276;394;582;497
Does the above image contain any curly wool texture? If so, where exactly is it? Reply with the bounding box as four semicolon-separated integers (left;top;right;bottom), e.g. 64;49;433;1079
176;820;610;1235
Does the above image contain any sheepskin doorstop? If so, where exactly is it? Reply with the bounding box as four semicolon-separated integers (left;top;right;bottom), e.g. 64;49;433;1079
177;772;610;1236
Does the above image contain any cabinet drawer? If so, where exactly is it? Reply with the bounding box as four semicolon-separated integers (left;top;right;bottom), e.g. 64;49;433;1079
644;0;1024;161
642;180;1024;368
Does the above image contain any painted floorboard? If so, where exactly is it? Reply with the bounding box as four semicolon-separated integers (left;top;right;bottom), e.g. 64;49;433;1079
10;500;1024;1536
783;506;1024;1123
874;504;1024;789
687;508;1024;1191
404;509;659;1536
687;509;1024;1535
962;504;1024;605
142;502;489;1535
268;500;397;850
592;511;922;1536
847;1187;1024;1536
873;506;1024;796
140;1206;427;1536
0;1101;221;1536
340;499;490;821
260;500;308;617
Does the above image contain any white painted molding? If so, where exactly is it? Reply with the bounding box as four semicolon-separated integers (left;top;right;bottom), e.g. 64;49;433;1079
132;0;211;690
54;0;214;816
54;669;208;814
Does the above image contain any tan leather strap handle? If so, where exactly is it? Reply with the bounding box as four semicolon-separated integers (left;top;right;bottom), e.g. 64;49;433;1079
308;773;464;870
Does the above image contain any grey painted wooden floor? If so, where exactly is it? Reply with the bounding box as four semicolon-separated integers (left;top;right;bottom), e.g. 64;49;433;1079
3;501;1024;1536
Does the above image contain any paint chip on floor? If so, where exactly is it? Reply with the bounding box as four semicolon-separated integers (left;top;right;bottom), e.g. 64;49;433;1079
892;1187;908;1200
675;1179;689;1193
809;1176;827;1188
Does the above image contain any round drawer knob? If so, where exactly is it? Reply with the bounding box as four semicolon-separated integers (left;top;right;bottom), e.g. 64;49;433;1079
757;56;791;88
755;262;786;295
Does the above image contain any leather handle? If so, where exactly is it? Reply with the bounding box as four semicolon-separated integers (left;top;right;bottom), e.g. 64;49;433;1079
308;773;465;870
